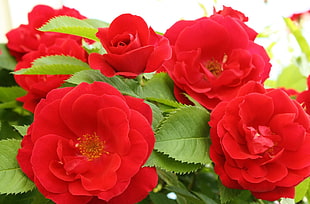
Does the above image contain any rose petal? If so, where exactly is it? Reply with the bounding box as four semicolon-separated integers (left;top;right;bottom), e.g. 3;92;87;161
31;135;69;193
108;167;158;204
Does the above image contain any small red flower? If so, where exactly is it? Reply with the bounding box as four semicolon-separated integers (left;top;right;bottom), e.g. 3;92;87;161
209;81;310;201
17;82;157;204
163;7;271;110
6;5;86;60
89;14;171;77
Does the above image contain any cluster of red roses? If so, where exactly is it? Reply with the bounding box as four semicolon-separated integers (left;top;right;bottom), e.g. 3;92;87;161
5;4;310;204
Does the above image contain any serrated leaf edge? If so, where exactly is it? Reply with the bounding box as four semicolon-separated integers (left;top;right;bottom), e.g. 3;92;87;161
145;150;203;175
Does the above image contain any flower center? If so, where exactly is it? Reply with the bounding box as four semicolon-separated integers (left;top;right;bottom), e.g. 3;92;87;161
111;33;133;47
205;59;222;76
204;55;227;76
76;133;106;161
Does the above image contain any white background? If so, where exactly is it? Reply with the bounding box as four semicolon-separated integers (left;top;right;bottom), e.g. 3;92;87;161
1;0;310;78
1;0;310;42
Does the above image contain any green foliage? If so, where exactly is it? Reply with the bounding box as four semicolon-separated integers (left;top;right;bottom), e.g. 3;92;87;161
0;87;26;102
265;64;307;92
295;177;310;203
67;69;140;97
283;17;310;61
0;69;17;87
14;55;91;75
38;16;108;41
155;106;211;164
0;122;23;140
12;125;29;137
0;44;17;71
0;139;35;194
0;189;53;204
140;72;176;101
145;101;164;130
145;150;203;174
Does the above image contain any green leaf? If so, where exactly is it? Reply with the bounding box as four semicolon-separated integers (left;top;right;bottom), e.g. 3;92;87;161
14;55;91;75
0;44;17;71
145;102;164;130
192;192;218;204
12;125;29;137
66;69;140;97
294;177;310;202
275;64;307;92
140;73;176;101
283;17;310;61
0;69;18;87
146;98;185;110
0;139;35;194
218;181;244;204
0;86;26;102
0;189;53;204
155;106;210;164
82;40;106;54
39;16;101;41
149;191;177;204
82;19;109;28
165;186;205;204
0;122;23;140
145;150;203;174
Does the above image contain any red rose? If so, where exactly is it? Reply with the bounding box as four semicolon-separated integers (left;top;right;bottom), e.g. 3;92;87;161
6;5;86;60
89;14;171;77
163;7;271;110
14;38;87;112
209;81;310;201
297;75;310;114
17;82;157;204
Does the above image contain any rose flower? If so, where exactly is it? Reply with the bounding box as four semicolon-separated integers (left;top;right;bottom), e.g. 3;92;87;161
163;7;271;110
17;82;157;204
89;13;171;77
6;4;86;61
14;38;87;112
209;81;310;201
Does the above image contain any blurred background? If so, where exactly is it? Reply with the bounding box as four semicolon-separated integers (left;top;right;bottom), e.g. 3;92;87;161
1;0;310;78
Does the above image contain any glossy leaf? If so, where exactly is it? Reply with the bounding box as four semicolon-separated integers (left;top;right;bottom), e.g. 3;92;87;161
67;69;140;97
0;86;26;102
14;55;91;75
294;177;310;202
145;150;203;174
12;125;29;137
140;72;176;101
39;16;101;41
0;139;35;194
155;106;210;164
0;44;17;71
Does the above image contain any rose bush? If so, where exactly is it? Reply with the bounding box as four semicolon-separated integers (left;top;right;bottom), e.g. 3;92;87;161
163;7;271;110
14;38;87;112
16;82;157;204
6;5;86;60
209;81;310;201
89;13;171;77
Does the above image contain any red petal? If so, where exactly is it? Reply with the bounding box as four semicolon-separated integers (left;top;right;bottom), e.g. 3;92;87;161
108;167;158;204
252;186;294;201
31;135;69;193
